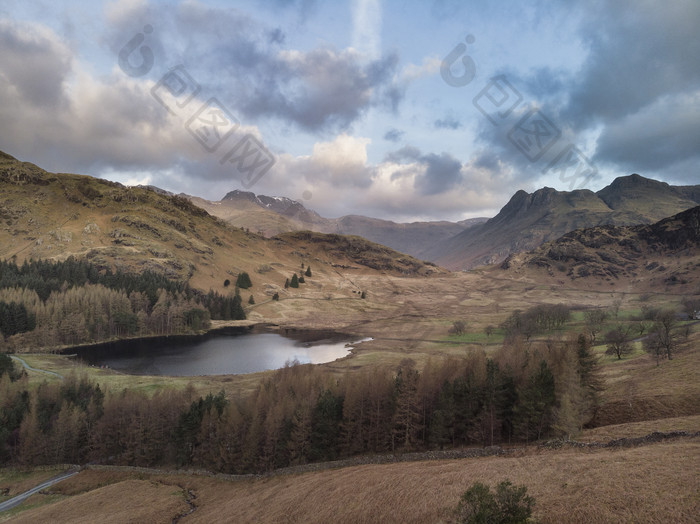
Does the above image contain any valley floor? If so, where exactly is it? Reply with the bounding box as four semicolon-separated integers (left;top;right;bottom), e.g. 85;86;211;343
2;270;699;522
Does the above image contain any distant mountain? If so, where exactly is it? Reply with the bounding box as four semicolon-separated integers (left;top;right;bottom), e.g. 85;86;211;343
190;191;486;260
501;205;700;288
428;174;700;270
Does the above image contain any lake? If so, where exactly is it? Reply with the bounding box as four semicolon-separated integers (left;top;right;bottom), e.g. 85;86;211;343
70;327;371;376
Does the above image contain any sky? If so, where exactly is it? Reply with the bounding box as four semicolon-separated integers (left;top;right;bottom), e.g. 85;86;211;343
0;0;698;222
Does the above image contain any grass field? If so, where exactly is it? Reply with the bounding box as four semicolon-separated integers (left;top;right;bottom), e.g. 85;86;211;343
3;437;698;523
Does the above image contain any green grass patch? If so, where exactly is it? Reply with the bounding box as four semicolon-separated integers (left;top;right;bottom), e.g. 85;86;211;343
446;329;505;345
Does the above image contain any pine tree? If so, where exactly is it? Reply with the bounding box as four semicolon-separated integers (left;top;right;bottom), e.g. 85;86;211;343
308;389;344;462
248;295;255;305
515;361;556;442
298;275;305;284
236;272;252;289
290;274;299;288
284;278;290;289
232;294;246;320
305;266;312;277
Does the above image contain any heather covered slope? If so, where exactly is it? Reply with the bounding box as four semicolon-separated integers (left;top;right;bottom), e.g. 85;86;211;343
501;205;700;288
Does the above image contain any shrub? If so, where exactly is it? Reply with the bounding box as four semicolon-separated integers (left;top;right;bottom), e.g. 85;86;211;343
248;295;255;305
272;293;279;301
454;480;534;524
449;320;467;336
223;279;230;287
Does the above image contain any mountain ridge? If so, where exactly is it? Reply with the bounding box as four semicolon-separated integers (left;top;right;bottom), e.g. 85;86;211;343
428;174;700;270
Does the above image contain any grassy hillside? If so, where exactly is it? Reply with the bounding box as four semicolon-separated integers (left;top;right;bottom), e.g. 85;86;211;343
501;205;700;292
0;151;439;332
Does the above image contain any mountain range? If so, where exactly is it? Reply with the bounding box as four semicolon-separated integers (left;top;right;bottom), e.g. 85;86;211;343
2;148;698;278
188;190;485;261
191;174;700;270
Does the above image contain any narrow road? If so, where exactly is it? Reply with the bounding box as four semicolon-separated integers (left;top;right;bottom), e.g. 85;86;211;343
0;469;78;513
10;355;64;380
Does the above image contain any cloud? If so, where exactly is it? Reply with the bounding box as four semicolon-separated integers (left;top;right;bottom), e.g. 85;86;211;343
434;115;462;130
400;56;441;83
0;18;73;108
594;91;700;176
383;128;404;142
565;0;700;128
384;146;469;195
252;139;512;221
467;0;700;185
0;16;267;181
236;46;401;131
0;10;516;223
272;134;373;192
100;1;404;133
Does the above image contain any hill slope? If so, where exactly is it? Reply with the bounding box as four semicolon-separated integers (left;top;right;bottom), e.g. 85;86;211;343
429;174;700;270
0;151;439;296
501;205;700;289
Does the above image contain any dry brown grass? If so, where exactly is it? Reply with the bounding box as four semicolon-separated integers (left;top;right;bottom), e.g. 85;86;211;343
7;479;189;524
592;334;700;426
8;439;698;523
579;415;700;442
0;468;68;499
185;440;700;523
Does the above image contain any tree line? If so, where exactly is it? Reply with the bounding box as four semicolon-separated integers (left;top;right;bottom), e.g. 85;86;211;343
0;258;245;350
0;334;601;471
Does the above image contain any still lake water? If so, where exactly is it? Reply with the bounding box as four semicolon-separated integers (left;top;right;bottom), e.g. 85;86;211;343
71;329;371;376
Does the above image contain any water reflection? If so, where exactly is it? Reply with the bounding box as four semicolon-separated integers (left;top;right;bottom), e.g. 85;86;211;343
72;330;371;376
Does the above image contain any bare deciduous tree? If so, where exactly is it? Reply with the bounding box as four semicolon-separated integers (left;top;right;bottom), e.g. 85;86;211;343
605;325;633;360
